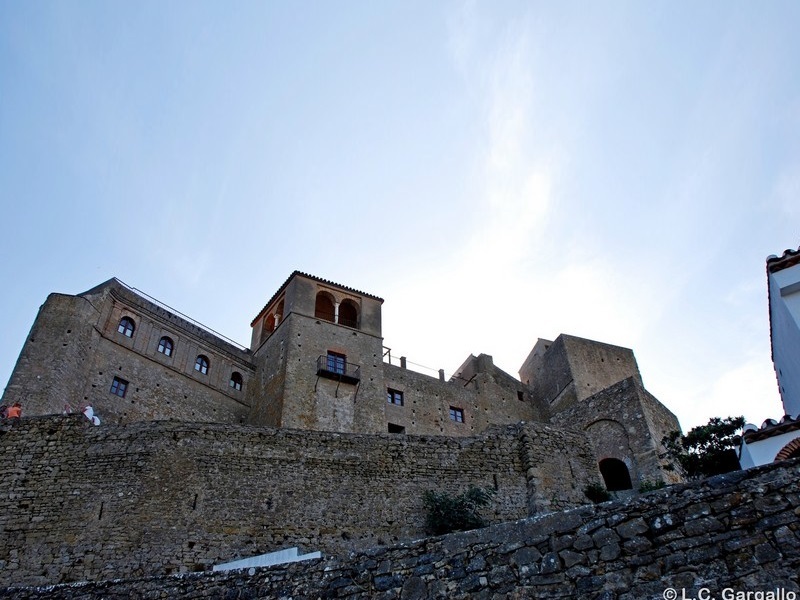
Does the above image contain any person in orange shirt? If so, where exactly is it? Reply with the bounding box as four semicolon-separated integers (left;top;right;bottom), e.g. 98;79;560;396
6;403;21;418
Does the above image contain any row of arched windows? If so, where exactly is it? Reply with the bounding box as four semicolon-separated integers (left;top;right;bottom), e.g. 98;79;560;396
314;292;359;328
116;316;244;391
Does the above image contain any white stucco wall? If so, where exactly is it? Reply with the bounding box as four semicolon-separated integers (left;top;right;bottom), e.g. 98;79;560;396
740;427;800;469
769;262;800;416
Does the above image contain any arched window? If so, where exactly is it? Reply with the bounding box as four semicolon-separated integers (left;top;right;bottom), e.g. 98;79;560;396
194;355;209;375
314;292;335;323
264;313;276;334
339;300;358;328
117;316;135;338
229;372;243;391
157;336;174;357
599;458;633;491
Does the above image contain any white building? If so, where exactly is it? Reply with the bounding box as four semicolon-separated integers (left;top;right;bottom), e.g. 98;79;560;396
740;246;800;468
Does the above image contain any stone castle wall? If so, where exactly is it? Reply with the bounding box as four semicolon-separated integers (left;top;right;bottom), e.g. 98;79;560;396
550;377;682;486
4;458;798;599
2;293;99;415
2;282;256;425
529;335;642;414
0;415;601;588
382;362;541;438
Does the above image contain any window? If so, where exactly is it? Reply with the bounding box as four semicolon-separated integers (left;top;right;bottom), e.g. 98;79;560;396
388;423;406;434
157;336;174;357
449;406;464;423
110;376;128;398
326;351;346;375
195;355;209;375
387;389;404;406
117;317;135;338
229;372;243;391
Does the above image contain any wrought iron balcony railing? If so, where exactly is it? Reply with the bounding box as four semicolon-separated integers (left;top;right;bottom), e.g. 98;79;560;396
316;355;361;385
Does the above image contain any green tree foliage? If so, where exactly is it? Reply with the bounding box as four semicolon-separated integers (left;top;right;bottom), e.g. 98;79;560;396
662;416;745;479
422;486;495;535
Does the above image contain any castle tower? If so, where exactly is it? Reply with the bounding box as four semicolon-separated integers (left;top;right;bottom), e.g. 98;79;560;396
520;334;681;489
246;272;386;433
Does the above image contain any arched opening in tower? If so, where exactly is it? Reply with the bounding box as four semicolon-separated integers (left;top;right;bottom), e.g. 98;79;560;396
598;458;633;491
314;293;335;323
339;300;358;328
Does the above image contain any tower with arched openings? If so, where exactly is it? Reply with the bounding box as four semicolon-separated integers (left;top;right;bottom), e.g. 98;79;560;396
247;271;386;433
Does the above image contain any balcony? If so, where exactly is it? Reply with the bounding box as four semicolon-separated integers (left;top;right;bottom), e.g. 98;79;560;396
316;355;361;385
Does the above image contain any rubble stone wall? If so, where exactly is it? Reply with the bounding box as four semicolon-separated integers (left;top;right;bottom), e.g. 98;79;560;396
5;458;798;599
0;415;599;588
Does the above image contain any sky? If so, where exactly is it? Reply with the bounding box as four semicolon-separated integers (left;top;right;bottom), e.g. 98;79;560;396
1;1;798;431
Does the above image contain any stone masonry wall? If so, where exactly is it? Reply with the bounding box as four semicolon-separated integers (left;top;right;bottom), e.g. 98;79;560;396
0;415;599;588
550;377;682;486
382;363;541;438
4;458;798;599
3;281;256;425
2;294;99;415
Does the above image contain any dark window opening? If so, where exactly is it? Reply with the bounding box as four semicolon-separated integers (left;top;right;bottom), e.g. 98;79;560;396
229;372;243;391
117;317;135;338
599;458;633;491
195;355;209;375
517;390;524;401
449;406;464;423
158;336;174;357
110;376;128;398
339;300;358;328
387;388;404;406
388;423;405;434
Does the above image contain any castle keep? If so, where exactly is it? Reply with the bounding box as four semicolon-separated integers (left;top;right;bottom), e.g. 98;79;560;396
0;271;681;586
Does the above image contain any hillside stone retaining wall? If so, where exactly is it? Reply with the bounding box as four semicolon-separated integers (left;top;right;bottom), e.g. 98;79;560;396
0;415;598;587
3;457;798;599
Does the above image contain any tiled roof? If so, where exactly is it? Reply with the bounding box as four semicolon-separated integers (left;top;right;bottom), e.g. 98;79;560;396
742;413;800;443
767;246;800;273
250;271;383;326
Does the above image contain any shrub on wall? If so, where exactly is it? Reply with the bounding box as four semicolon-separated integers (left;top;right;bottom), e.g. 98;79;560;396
422;486;495;535
583;483;611;503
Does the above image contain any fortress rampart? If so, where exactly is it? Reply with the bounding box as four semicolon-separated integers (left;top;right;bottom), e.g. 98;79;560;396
3;456;798;598
0;415;599;587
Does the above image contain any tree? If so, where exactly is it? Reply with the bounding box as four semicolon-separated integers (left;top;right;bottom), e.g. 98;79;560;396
422;486;495;535
662;416;745;479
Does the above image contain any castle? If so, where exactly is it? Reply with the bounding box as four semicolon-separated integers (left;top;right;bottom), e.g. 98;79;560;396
0;271;682;586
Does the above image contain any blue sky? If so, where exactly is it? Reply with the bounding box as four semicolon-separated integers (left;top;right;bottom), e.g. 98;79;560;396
1;1;797;430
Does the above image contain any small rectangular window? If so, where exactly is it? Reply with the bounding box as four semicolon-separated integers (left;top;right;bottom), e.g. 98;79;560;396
388;423;405;434
387;388;404;406
110;376;128;398
449;406;464;423
327;351;346;375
